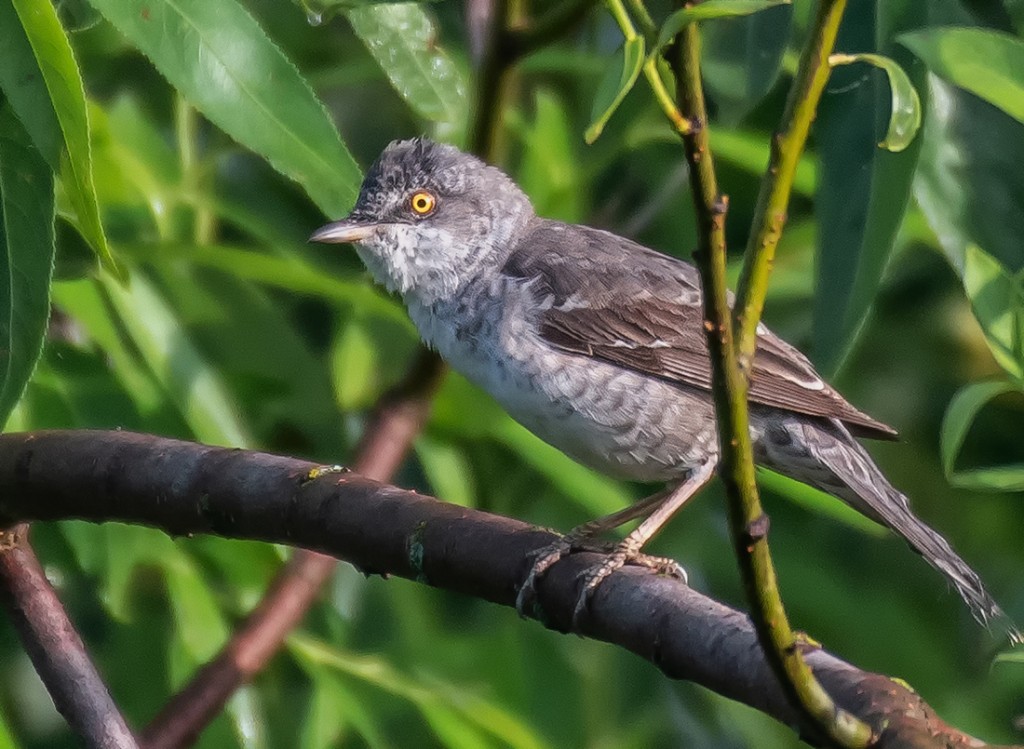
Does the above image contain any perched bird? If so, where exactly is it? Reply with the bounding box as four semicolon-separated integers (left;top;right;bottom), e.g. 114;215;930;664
312;138;1017;640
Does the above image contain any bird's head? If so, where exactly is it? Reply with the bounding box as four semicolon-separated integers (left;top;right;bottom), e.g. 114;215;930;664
310;138;534;303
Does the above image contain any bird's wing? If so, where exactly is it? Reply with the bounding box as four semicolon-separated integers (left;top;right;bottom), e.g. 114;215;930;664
501;220;897;440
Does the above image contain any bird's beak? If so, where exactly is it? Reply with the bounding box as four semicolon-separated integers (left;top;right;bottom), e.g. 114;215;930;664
309;219;378;244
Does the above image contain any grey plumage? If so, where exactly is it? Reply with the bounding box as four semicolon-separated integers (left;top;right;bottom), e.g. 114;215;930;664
502;222;896;440
312;138;1018;640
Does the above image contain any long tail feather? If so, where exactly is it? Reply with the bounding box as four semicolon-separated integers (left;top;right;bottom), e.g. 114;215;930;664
763;418;1022;645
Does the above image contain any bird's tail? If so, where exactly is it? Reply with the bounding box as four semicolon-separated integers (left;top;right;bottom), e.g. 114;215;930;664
769;418;1022;645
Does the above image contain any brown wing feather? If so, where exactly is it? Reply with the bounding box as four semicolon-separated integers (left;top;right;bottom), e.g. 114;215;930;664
505;220;898;441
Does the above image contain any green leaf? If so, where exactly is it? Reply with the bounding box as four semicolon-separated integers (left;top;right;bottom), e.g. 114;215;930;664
940;379;1024;491
164;554;230;664
87;0;361;217
430;371;508;438
302;0;437;24
517;89;583;221
25;342;150;429
899;27;1024;125
650;0;790;62
290;635;548;749
145;263;343;448
585;37;644;145
422;674;553;749
0;706;17;749
347;4;467;136
225;687;268;749
330;316;378;411
51;278;167;416
700;2;792;124
0;104;55;431
121;242;411;328
415;435;476;508
300;669;386;749
0;0;61;167
812;1;926;374
995;648;1024;664
89;98;180;238
11;0;117;274
416;702;490;749
60;523;176;621
962;244;1024;381
98;272;250;447
914;74;1024;272
828;53;921;152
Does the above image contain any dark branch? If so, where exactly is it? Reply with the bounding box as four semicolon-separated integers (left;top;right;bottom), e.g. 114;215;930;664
0;523;139;749
0;430;1014;749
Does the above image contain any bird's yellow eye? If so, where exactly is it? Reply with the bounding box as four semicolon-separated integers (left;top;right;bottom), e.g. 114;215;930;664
409;190;436;216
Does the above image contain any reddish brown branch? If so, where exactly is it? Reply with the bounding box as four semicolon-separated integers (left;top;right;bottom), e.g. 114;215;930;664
0;524;139;749
139;350;444;749
0;429;1016;749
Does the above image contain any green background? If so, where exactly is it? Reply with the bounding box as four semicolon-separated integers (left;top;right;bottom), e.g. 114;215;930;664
0;0;1022;746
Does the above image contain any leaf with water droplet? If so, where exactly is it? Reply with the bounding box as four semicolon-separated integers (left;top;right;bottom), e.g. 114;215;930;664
347;4;468;137
88;0;361;217
829;53;921;152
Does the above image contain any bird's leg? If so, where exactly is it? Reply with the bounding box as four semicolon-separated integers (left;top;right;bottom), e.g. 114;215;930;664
515;488;675;617
571;459;717;627
516;460;718;621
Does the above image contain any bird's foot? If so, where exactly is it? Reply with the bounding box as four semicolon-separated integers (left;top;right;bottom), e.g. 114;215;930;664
570;544;686;628
516;535;687;628
515;537;577;618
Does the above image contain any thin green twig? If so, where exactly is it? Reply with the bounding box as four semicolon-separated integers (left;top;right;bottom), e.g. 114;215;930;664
733;0;849;372
668;11;872;749
624;0;656;38
173;96;215;245
607;0;691;136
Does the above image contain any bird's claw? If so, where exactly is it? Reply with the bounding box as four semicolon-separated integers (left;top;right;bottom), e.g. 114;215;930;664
515;539;573;618
516;538;688;629
629;553;688;582
569;547;687;628
571;550;629;626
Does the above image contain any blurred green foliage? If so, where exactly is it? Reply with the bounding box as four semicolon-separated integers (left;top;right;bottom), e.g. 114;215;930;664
0;0;1023;747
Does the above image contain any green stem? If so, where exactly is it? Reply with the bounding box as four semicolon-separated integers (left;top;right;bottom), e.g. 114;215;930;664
732;0;849;373
607;0;691;136
670;15;872;749
174;95;215;245
624;0;656;39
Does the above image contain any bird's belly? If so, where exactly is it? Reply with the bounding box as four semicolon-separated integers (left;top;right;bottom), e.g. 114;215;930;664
502;355;718;482
413;300;717;482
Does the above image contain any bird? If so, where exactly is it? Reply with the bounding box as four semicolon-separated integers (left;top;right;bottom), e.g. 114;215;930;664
311;137;1019;641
